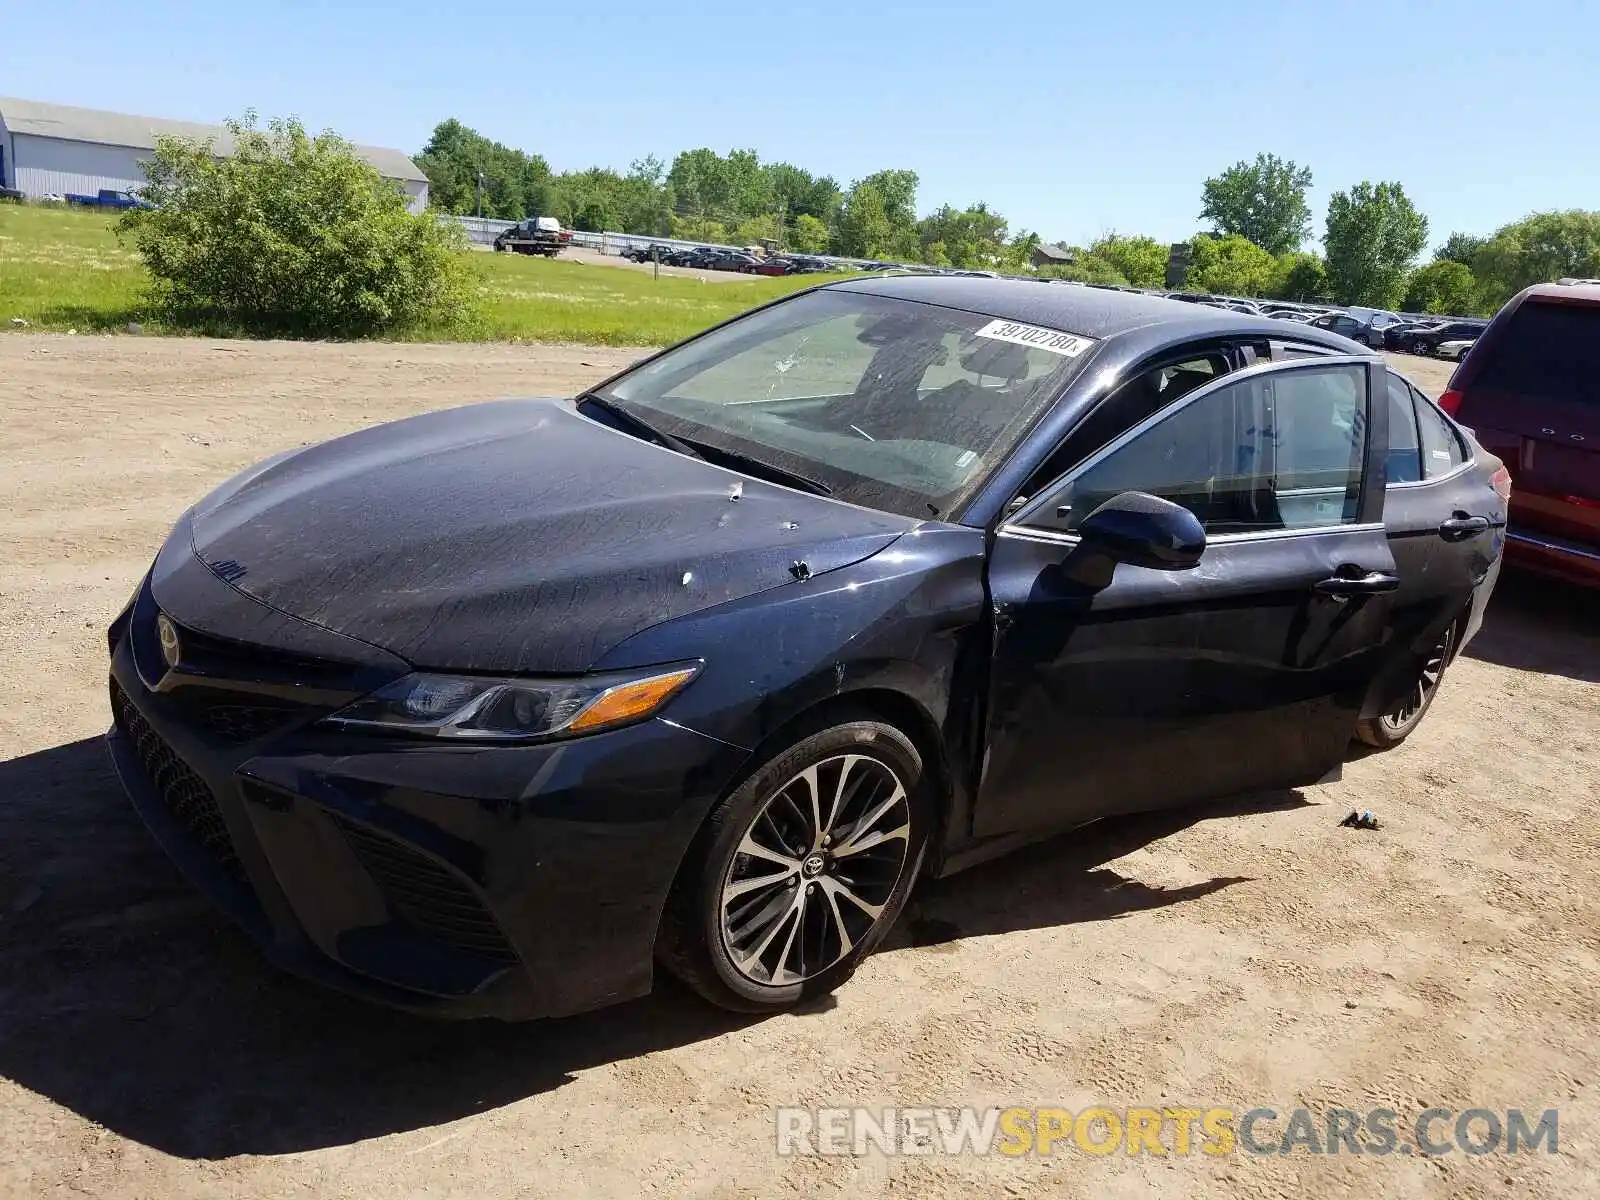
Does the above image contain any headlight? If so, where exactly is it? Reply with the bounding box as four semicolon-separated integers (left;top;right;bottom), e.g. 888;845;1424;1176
322;663;702;742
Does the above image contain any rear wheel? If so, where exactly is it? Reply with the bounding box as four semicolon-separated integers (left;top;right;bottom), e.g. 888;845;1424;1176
1411;337;1430;356
1356;625;1455;748
658;717;930;1012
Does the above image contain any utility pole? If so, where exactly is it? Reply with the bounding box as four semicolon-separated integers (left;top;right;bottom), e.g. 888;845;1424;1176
475;170;486;219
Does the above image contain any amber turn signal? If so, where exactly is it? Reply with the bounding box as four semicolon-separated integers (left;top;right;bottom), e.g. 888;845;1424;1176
567;666;702;733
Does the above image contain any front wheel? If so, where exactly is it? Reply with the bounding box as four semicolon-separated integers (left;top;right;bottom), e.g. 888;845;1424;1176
658;717;931;1012
1356;625;1455;749
1411;338;1430;356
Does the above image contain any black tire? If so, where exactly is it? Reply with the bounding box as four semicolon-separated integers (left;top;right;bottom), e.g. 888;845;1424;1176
1356;624;1456;749
658;715;932;1013
1411;337;1430;356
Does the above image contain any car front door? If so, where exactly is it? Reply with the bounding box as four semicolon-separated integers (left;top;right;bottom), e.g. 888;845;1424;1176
974;355;1399;838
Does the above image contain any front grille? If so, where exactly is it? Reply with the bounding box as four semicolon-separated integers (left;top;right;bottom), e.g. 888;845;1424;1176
128;599;360;746
332;816;519;964
110;680;246;882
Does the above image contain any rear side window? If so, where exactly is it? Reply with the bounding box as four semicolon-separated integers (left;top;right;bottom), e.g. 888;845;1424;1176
1416;391;1468;476
1385;373;1422;483
1475;301;1600;404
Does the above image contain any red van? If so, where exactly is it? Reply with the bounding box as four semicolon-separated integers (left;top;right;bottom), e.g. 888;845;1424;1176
1442;281;1600;586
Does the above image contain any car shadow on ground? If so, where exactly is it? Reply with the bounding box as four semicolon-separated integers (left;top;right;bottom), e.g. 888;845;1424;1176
888;793;1292;953
0;736;1281;1159
1463;572;1599;684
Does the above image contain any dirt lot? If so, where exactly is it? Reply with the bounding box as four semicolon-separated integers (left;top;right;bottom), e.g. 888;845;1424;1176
1;335;1596;1199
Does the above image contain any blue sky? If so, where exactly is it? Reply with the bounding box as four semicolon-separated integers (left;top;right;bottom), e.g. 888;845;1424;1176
4;0;1596;250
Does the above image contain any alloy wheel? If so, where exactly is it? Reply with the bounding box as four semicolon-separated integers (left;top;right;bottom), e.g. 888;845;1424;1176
719;753;911;987
1380;627;1454;735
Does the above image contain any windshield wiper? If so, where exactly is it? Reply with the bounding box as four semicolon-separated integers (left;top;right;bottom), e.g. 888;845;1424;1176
577;393;703;460
672;436;834;497
577;393;831;497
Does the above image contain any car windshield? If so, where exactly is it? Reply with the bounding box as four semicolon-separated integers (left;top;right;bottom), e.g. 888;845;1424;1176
596;289;1092;518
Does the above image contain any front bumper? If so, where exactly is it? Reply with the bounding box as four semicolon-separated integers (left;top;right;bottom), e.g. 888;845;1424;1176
107;575;748;1020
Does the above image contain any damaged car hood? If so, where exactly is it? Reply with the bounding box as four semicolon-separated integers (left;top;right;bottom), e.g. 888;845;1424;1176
186;398;913;673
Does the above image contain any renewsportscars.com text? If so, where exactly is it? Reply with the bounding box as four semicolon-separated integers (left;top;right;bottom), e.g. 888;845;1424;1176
775;1106;1559;1158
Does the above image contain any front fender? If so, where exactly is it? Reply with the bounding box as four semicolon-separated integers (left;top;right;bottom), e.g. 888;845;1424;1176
594;524;989;761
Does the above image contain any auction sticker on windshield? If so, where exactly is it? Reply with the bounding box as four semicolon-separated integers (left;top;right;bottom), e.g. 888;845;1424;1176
973;319;1092;357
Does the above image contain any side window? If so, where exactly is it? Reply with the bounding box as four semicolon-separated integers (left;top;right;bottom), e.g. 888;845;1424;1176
1027;363;1368;535
1385;372;1423;484
1415;388;1469;476
1015;352;1230;501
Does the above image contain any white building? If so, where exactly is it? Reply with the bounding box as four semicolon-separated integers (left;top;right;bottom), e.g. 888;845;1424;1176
0;97;429;212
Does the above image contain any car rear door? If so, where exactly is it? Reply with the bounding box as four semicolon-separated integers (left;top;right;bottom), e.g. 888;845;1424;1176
975;356;1399;838
1368;371;1505;712
1450;292;1600;566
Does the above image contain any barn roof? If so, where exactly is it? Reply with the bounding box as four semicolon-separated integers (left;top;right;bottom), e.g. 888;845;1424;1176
0;97;426;183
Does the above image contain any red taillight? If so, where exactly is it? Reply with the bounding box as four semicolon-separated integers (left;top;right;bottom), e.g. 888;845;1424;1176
1438;389;1465;416
1492;466;1513;503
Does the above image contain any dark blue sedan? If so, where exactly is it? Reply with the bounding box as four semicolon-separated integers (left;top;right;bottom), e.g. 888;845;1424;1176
107;277;1509;1018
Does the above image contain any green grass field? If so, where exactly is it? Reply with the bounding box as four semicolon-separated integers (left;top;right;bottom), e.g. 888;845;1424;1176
0;203;835;345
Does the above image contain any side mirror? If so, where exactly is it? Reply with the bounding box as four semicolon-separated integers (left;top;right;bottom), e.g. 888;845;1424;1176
1076;491;1205;571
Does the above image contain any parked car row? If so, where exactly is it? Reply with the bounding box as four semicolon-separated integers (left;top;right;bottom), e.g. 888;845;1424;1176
1384;319;1487;357
1145;292;1489;357
621;244;847;274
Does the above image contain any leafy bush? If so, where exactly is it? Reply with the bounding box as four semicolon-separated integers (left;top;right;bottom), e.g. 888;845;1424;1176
1402;260;1481;315
1088;233;1169;289
790;214;830;254
1036;257;1129;287
120;115;471;337
1270;252;1332;302
1184;234;1277;296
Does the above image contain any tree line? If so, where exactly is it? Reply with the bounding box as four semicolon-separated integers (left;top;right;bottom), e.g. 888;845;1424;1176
418;124;1600;316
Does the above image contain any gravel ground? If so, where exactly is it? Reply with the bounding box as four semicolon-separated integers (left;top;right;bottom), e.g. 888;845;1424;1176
0;335;1595;1199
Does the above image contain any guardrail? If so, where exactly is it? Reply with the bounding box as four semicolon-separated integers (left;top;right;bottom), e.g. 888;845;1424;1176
446;214;517;247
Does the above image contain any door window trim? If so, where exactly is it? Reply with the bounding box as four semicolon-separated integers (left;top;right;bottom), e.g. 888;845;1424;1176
1006;353;1389;539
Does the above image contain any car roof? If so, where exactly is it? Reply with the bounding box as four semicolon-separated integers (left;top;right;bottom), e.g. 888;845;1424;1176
827;273;1360;348
1525;281;1600;304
